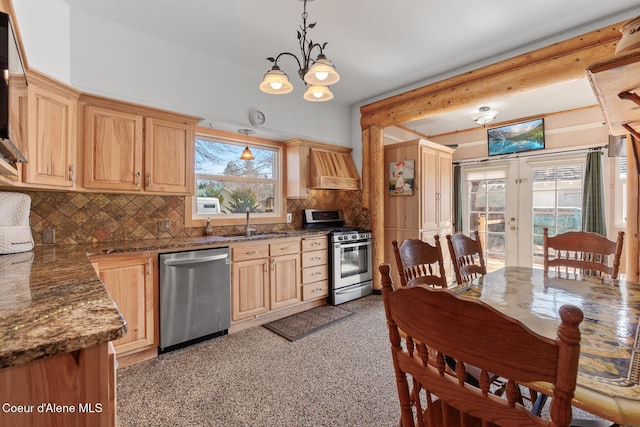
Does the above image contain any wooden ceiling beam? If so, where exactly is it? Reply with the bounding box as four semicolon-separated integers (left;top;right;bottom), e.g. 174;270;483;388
360;23;624;129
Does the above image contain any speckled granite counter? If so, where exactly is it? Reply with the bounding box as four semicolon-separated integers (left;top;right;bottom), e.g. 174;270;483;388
0;230;327;369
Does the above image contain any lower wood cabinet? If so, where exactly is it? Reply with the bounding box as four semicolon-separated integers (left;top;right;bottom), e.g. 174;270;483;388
231;245;270;321
301;236;329;301
0;342;114;427
270;239;301;309
231;239;301;321
90;253;157;366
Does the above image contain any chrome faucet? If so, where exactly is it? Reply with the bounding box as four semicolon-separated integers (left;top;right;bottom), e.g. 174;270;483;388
245;207;252;237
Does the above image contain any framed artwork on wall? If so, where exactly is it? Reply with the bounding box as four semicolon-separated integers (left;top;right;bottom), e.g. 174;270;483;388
389;160;414;196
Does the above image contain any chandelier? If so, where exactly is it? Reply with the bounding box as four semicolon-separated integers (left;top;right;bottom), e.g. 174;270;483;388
259;0;340;102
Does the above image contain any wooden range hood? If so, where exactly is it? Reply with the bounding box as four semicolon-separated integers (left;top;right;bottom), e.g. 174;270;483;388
309;148;360;190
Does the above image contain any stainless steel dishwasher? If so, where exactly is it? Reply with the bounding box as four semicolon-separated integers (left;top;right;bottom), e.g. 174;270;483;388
159;247;230;353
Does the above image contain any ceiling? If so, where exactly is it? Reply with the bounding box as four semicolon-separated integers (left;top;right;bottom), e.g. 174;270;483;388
63;0;640;136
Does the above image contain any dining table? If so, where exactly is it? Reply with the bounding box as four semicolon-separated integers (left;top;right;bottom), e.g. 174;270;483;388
452;266;640;426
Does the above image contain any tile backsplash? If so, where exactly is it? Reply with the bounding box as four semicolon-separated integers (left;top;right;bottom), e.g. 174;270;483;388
11;190;368;246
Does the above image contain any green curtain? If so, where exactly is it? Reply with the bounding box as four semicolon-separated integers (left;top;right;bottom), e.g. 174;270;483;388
453;165;463;232
582;150;606;236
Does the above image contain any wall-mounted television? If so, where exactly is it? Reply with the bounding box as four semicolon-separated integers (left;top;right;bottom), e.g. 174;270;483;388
487;118;545;156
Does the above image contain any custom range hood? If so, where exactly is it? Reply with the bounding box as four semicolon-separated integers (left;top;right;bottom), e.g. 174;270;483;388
309;148;360;190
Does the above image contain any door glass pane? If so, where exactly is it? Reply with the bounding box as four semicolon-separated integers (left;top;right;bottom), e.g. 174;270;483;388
531;163;583;267
467;177;506;271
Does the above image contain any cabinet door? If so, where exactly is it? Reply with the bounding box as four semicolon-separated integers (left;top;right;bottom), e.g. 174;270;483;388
270;253;300;309
25;83;77;187
421;147;439;230
94;256;155;355
84;106;144;191
232;258;269;321
437;151;453;228
144;117;194;194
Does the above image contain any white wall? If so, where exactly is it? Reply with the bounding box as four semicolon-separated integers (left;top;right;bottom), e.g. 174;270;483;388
13;0;71;83
12;0;353;148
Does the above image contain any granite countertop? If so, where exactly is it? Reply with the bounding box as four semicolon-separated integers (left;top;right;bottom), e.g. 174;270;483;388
0;230;328;369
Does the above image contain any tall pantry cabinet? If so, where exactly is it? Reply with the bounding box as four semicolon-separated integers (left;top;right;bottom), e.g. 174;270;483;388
384;138;455;286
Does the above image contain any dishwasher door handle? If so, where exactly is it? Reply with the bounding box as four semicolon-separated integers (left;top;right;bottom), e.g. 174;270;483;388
163;253;228;266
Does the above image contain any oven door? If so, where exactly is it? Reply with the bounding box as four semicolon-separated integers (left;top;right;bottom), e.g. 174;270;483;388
331;239;373;289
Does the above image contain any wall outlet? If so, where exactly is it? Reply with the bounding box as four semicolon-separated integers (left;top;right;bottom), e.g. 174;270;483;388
158;219;171;232
286;213;292;223
42;228;56;244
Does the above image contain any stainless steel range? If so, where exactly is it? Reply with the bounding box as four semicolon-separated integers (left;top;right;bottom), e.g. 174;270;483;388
302;209;373;305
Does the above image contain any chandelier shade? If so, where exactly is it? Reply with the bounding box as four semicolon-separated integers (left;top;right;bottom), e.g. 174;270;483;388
304;54;340;86
259;66;294;94
303;84;333;102
259;0;339;102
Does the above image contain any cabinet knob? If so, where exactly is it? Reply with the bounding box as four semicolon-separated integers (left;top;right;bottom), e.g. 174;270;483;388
69;164;75;182
135;172;141;186
146;173;151;187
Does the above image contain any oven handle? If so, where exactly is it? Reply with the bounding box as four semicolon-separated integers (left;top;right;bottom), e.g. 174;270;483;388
333;240;372;250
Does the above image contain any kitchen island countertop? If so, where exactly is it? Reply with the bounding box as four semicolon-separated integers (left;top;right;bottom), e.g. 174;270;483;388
0;229;328;369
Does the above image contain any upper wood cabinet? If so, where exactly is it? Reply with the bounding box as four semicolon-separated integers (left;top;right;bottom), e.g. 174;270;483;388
22;69;80;189
80;94;199;195
144;117;194;194
84;105;144;191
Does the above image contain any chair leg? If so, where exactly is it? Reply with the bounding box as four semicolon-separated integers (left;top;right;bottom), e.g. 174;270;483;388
531;393;548;416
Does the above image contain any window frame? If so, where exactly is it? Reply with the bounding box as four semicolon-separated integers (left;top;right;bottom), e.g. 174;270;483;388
614;155;627;228
185;127;286;227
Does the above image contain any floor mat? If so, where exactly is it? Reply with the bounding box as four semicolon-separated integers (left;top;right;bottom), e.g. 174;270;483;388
263;305;354;341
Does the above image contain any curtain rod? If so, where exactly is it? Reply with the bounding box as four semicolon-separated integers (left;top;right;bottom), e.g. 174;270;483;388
452;144;608;166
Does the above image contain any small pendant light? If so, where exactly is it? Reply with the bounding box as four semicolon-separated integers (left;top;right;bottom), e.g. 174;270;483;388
238;129;255;160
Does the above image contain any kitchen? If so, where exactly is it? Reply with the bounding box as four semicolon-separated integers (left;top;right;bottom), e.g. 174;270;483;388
2;0;640;426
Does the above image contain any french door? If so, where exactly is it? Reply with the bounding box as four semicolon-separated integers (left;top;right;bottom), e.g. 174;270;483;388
462;154;586;269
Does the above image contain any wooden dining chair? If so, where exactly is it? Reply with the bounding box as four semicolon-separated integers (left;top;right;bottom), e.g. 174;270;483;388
446;231;487;284
392;237;448;288
379;263;583;427
543;228;624;279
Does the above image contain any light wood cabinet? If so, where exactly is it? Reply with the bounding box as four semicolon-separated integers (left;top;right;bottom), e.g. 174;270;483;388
384;138;455;286
22;69;80;188
269;239;300;309
0;342;113;427
90;253;156;366
80;94;198;195
84;105;144;191
231;244;270;321
301;236;329;301
231;238;304;321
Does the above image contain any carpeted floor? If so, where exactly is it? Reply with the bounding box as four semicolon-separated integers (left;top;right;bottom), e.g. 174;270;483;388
116;294;619;427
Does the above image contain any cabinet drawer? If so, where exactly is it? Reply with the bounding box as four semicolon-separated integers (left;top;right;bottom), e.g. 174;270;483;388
302;265;328;284
302;250;328;268
302;280;329;301
270;239;299;256
302;237;328;252
232;244;269;262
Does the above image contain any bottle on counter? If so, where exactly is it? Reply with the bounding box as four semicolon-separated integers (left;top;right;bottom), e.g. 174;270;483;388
204;218;214;236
